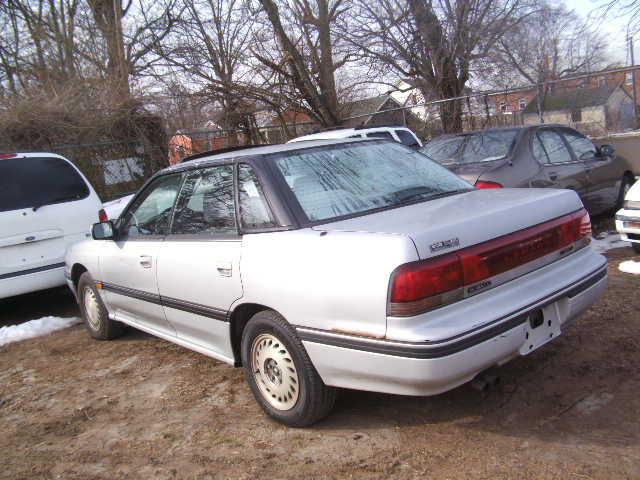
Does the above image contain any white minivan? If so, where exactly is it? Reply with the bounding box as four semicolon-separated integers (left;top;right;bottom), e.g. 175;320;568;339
0;152;104;299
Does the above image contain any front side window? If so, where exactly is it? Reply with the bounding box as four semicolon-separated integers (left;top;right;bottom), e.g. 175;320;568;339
396;130;420;147
536;130;572;164
238;164;276;229
120;174;182;238
171;165;236;236
0;156;89;212
562;130;597;160
271;142;471;222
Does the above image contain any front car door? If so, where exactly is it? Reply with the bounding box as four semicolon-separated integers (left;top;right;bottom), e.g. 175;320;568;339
529;128;589;202
156;163;253;360
560;128;620;213
99;173;183;336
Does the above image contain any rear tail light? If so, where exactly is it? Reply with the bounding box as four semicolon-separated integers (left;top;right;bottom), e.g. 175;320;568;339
0;153;17;159
99;208;108;222
388;209;591;317
475;180;502;189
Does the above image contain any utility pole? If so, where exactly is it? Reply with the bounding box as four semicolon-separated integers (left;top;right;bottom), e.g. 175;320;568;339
629;35;638;127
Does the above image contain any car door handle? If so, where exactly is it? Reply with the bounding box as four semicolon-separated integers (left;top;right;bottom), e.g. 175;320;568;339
139;255;152;268
216;261;232;277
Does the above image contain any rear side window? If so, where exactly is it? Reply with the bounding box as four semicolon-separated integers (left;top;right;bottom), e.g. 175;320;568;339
536;130;572;164
171;165;237;236
238;164;276;229
0;156;90;212
396;130;419;147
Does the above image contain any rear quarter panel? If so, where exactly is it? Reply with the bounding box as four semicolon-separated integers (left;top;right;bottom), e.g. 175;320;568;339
236;228;419;338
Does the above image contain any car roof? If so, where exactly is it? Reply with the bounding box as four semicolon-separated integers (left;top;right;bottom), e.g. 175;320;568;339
0;152;69;160
426;124;569;141
165;137;372;173
288;125;412;143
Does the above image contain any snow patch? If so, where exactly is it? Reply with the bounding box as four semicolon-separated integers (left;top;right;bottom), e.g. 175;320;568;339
619;260;640;275
591;232;630;253
103;194;134;220
0;316;81;347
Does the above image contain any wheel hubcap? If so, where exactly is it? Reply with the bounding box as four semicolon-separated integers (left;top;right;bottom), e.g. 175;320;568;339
83;287;101;330
251;333;299;411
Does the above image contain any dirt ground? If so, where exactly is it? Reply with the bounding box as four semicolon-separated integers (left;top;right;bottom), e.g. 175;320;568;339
1;246;640;479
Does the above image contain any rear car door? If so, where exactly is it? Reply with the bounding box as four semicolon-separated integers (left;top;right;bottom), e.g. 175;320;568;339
99;173;182;336
156;164;250;359
560;128;619;213
529;128;589;200
0;155;100;292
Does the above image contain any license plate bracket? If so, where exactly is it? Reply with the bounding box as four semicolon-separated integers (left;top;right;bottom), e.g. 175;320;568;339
519;304;562;355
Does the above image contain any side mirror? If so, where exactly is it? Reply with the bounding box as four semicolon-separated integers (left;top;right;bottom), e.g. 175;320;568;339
92;221;115;240
599;144;615;157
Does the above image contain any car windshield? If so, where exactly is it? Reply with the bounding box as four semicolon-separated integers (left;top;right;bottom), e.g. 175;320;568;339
422;130;519;165
0;156;90;212
270;141;472;222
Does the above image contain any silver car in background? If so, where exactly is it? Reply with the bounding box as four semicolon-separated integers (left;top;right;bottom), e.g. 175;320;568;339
66;139;607;426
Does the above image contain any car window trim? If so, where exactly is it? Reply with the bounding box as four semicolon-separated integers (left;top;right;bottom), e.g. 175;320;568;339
116;172;185;242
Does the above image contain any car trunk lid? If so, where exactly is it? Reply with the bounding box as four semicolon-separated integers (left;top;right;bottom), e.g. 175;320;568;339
442;158;509;185
311;188;584;259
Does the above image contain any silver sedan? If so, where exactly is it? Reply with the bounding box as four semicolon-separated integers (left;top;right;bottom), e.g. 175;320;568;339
66;139;607;426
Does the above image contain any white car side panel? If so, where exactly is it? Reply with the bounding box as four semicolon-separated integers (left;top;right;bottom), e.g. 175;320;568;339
236;228;419;338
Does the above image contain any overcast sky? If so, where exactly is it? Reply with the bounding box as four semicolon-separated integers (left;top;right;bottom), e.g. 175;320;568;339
566;0;636;64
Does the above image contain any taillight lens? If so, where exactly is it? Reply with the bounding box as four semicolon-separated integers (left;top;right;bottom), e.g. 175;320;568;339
475;180;502;189
99;208;108;222
388;209;591;317
0;153;17;159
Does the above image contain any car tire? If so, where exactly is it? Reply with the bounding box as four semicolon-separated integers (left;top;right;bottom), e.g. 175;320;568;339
241;310;336;427
633;243;640;255
616;174;635;210
77;272;124;340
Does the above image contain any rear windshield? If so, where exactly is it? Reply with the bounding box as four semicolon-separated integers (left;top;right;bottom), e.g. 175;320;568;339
270;141;472;222
422;129;519;165
0;156;90;212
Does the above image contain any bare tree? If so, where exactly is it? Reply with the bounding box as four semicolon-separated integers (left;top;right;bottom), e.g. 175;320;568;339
153;0;260;137
344;0;531;133
490;1;607;122
0;0;84;95
87;0;180;98
250;0;352;127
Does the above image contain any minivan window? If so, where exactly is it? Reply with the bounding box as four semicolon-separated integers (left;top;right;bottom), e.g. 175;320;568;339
0;156;90;212
366;131;395;141
396;130;419;147
271;142;472;222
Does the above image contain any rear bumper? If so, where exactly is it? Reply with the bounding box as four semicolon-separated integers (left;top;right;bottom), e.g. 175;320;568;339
615;209;640;243
299;258;607;396
0;263;66;299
